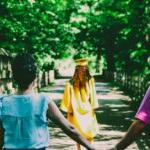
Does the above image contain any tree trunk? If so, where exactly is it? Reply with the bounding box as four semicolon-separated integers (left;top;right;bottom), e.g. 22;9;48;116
106;48;115;80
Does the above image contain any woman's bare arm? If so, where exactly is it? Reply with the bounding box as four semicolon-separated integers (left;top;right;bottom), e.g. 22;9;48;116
115;120;146;149
47;100;96;150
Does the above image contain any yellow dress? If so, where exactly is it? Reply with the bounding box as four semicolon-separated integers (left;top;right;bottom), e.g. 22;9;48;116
61;77;99;140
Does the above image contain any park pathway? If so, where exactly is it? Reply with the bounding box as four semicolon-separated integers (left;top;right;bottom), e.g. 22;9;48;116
41;78;148;150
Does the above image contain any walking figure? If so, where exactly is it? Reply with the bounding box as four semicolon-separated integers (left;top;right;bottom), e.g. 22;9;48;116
61;57;99;150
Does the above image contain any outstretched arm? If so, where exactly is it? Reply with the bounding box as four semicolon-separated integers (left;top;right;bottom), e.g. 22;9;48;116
114;119;146;150
111;87;150;150
47;100;96;150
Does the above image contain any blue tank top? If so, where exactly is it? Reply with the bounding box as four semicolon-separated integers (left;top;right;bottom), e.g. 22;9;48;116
0;93;50;149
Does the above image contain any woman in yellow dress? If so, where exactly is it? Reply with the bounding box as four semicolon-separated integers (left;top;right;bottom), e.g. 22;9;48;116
61;58;99;150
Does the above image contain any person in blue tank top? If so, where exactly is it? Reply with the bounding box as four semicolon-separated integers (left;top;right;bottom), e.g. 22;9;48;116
0;53;96;150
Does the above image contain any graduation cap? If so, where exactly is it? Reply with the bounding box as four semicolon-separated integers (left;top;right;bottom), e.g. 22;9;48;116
75;58;88;66
73;51;88;66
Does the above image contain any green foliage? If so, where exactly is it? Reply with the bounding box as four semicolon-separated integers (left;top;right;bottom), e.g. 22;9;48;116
73;50;88;60
0;0;75;59
42;61;55;71
0;0;149;76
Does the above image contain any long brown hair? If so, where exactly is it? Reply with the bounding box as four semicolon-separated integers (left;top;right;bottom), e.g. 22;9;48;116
72;65;91;89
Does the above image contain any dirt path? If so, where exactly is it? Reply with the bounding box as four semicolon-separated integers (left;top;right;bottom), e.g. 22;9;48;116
41;78;142;150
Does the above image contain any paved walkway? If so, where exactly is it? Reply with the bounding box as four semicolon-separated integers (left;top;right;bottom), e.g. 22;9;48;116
41;78;148;150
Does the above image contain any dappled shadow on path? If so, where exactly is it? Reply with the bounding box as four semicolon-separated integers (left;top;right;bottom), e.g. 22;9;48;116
93;82;137;149
95;82;150;150
45;79;150;150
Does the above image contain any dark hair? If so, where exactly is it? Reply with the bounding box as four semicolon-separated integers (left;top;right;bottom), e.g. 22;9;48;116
11;53;37;90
